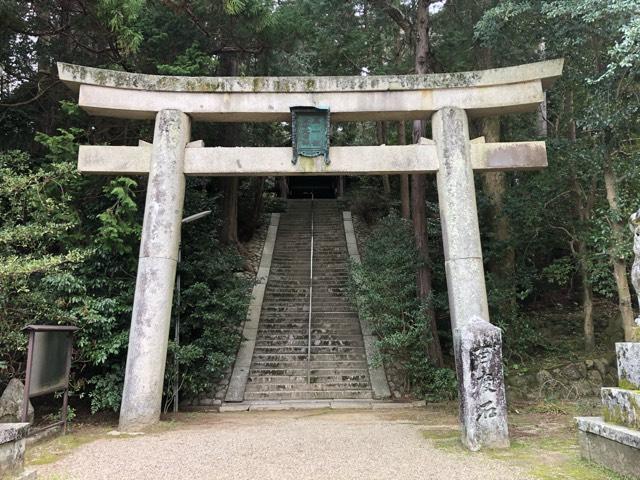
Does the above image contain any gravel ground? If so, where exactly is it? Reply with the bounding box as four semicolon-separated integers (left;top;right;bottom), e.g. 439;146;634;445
37;409;531;480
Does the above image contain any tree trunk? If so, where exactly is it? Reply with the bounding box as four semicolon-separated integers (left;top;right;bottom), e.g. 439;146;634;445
479;117;515;313
567;91;595;350
250;176;265;234
604;156;636;340
578;240;595;352
397;122;410;219
376;122;391;194
278;177;288;199
220;52;240;246
221;177;239;245
411;0;442;367
537;91;548;138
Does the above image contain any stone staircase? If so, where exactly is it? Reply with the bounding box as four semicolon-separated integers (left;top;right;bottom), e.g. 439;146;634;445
244;199;373;400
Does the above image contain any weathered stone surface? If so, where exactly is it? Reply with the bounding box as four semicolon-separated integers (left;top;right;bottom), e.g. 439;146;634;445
0;379;33;424
78;142;547;177
0;423;28;445
577;416;640;478
118;109;190;432
602;387;640;429
226;213;280;403
58;60;564;93
577;416;640;449
616;342;640;390
57;59;564;122
578;428;640;478
433;107;490;334
562;362;587;381
594;358;609;378
454;316;509;451
434;109;479;261
0;423;29;477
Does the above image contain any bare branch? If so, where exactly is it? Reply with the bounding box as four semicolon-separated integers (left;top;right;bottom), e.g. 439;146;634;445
0;80;61;108
371;0;412;35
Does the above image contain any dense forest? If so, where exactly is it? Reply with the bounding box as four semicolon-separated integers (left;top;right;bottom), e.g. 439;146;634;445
1;0;639;413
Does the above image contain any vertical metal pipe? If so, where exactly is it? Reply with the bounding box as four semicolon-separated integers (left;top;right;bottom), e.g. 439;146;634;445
307;193;314;384
174;244;181;413
21;331;34;423
62;331;74;434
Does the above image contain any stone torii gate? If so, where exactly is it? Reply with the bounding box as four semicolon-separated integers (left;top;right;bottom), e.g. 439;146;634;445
58;59;563;448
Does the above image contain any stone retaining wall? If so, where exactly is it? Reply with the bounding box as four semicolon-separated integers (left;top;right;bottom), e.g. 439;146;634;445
508;357;618;401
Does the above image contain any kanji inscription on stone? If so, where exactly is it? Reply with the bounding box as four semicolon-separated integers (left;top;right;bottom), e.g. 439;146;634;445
454;316;510;450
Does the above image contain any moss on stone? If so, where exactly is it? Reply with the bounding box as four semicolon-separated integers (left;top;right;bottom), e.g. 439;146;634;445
58;60;562;93
618;378;640;391
603;404;626;426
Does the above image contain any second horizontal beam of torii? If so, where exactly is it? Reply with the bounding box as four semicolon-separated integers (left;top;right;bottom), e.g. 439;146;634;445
78;139;547;176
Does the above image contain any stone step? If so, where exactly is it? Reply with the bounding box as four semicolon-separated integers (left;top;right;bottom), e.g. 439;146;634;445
602;387;640;429
259;315;360;321
245;382;371;392
244;390;373;400
247;374;369;384
258;323;361;330
253;352;366;361
251;361;368;369
255;339;364;347
256;329;363;337
257;327;362;334
253;347;365;355
259;308;356;314
254;370;369;379
255;333;365;341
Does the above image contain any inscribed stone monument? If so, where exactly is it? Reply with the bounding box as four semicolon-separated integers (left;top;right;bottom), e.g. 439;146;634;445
455;316;509;451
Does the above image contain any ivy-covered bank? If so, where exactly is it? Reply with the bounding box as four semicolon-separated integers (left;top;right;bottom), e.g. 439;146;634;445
348;212;457;400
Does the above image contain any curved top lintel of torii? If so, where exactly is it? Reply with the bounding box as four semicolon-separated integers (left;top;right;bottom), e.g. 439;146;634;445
57;59;563;123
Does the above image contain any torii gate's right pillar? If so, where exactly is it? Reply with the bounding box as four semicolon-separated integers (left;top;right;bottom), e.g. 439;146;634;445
433;107;510;451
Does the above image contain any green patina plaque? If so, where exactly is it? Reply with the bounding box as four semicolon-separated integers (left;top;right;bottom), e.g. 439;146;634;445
291;106;330;165
30;331;70;396
23;325;77;398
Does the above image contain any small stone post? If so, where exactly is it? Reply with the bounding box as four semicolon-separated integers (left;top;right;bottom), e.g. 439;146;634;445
432;106;509;449
119;109;190;431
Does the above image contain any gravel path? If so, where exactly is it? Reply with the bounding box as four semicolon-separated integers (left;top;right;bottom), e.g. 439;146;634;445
37;409;531;480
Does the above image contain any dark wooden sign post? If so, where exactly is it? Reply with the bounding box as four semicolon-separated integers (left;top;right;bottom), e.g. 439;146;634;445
21;325;78;433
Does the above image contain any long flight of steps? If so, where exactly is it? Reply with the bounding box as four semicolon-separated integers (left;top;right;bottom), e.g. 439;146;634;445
244;199;373;400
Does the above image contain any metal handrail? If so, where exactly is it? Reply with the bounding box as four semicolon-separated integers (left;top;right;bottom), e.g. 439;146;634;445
307;193;314;384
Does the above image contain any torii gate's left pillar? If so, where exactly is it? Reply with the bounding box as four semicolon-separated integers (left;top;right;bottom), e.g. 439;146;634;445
119;109;190;431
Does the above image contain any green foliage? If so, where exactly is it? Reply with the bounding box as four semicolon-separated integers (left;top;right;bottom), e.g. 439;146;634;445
346;178;393;225
97;0;145;54
349;213;456;399
163;218;250;409
0;130;250;414
157;43;218;76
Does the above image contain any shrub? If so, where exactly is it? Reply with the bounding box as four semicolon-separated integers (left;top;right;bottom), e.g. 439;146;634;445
0;134;250;414
348;212;456;399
